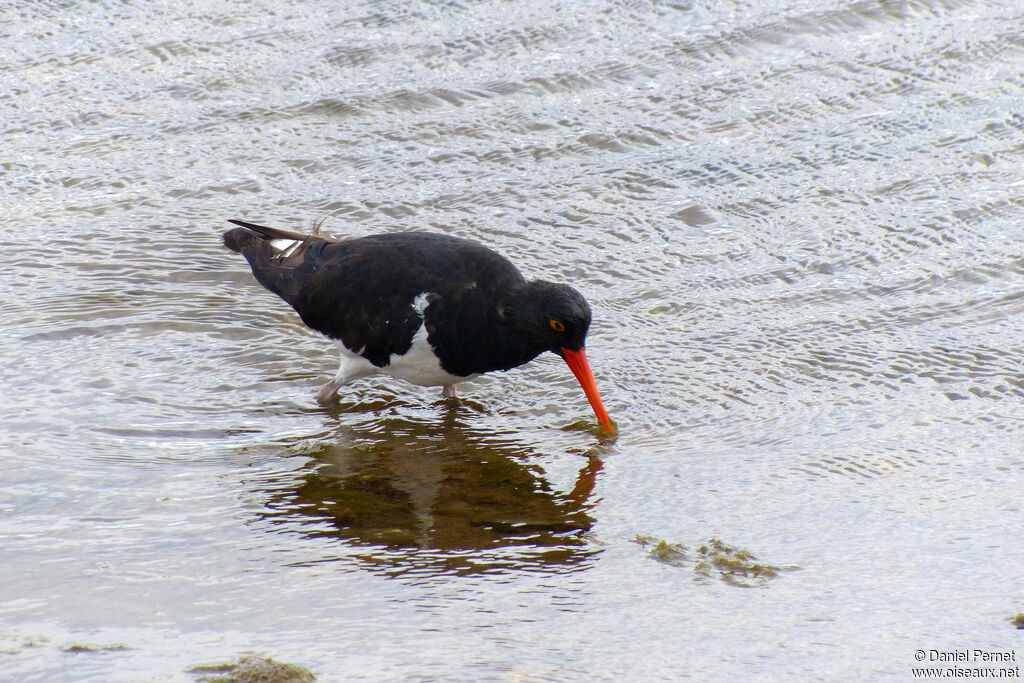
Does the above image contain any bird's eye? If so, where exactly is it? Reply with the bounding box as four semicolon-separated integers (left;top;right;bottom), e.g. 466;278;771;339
549;319;566;332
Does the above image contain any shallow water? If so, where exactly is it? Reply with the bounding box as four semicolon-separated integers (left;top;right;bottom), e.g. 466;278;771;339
3;0;1024;680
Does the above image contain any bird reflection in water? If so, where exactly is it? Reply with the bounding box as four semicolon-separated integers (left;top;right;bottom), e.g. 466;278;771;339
256;405;605;578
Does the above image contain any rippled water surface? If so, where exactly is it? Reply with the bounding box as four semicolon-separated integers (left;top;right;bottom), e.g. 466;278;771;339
3;0;1024;680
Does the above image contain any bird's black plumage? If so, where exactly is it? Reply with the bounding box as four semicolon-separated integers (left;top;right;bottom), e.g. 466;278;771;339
223;220;592;378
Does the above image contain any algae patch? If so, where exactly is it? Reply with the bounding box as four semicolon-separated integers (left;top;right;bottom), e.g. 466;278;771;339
633;535;795;587
62;643;131;654
636;537;688;567
188;655;316;683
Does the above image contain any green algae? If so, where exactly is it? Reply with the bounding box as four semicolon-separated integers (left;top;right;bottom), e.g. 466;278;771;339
633;535;795;587
62;643;131;653
694;538;783;586
188;655;316;683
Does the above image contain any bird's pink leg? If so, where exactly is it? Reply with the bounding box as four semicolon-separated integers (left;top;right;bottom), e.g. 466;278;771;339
316;341;376;404
441;384;457;398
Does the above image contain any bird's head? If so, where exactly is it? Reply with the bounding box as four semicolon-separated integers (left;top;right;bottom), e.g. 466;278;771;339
516;281;592;354
515;281;613;432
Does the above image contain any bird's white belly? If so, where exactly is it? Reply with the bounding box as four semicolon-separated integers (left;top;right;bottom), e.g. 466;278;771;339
330;294;476;390
382;323;474;387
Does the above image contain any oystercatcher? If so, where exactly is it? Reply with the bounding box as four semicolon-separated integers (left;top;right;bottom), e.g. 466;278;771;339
223;219;613;431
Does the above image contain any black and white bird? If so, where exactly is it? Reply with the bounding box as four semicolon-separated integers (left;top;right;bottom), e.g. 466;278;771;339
223;219;613;431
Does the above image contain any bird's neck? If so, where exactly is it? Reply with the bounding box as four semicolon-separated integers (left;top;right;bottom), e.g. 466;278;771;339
490;283;550;368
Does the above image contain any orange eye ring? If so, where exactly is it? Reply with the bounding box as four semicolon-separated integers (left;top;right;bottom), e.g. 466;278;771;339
549;319;566;332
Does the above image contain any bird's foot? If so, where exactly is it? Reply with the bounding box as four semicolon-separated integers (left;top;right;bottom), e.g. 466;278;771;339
441;384;457;399
316;380;343;404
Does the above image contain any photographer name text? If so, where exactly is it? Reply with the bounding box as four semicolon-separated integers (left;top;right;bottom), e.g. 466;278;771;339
917;650;1017;663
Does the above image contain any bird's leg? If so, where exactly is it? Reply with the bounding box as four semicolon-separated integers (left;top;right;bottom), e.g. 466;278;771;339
316;342;375;405
441;384;457;399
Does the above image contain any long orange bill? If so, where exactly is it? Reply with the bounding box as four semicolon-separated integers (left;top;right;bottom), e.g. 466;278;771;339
561;347;614;432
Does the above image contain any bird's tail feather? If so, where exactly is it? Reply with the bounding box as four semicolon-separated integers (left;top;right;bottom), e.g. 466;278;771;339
223;219;333;305
226;218;340;244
